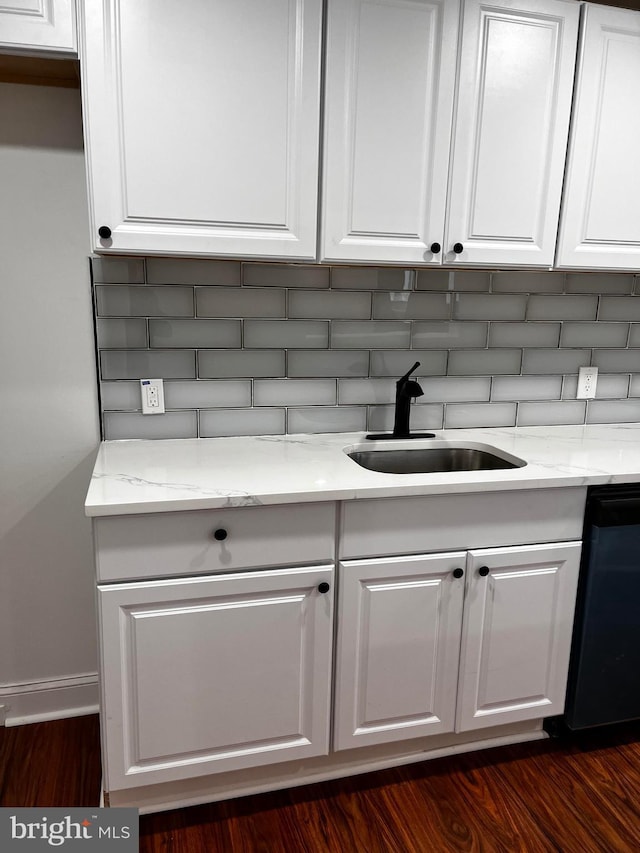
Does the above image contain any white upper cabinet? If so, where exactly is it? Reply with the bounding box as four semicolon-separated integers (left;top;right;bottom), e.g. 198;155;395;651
79;0;322;259
446;0;579;267
322;0;579;267
321;0;460;265
556;4;640;270
0;0;76;55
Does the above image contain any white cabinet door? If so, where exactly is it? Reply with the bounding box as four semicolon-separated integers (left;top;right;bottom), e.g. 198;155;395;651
445;0;579;267
321;0;460;264
79;0;322;259
99;564;334;790
556;5;640;270
456;542;581;733
334;552;465;750
0;0;76;55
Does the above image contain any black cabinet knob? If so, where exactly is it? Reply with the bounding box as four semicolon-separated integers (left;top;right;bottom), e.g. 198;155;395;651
452;568;464;579
478;566;490;577
213;528;228;541
98;226;112;239
318;582;330;594
452;242;464;254
430;242;441;254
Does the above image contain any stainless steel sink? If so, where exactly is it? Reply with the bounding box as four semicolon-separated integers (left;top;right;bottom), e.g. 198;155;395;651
347;444;526;475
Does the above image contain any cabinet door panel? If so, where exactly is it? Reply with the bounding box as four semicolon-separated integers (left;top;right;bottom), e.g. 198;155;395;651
556;5;640;269
322;0;459;264
334;553;465;750
446;0;579;266
80;0;322;258
99;565;333;789
456;542;580;732
0;0;76;54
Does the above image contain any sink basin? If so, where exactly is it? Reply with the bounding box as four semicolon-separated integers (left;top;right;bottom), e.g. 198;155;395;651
347;443;526;475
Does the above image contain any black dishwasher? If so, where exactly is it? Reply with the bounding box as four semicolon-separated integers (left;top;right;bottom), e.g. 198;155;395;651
560;484;640;730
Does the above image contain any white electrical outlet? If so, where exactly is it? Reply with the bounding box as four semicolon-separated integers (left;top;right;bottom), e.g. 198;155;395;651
140;378;165;414
577;366;598;399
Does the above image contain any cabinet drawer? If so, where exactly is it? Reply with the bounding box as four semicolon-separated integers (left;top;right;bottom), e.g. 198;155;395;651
340;488;586;559
94;502;336;582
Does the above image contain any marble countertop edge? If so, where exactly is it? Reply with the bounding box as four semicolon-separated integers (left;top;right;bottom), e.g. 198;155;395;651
85;424;640;517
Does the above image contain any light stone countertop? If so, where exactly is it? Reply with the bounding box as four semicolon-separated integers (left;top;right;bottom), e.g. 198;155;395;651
85;424;640;517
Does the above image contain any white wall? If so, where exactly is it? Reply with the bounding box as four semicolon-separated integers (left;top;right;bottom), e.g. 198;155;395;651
0;82;100;724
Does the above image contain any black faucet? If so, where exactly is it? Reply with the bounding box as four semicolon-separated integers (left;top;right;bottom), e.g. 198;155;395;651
393;361;424;437
366;361;435;440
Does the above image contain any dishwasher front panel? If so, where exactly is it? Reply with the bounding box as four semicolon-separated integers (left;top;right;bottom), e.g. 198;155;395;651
564;486;640;730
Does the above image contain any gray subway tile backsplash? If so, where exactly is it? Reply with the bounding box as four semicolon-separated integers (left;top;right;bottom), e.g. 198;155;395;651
149;319;241;349
331;321;410;349
288;406;367;434
592;349;640;373
244;263;329;289
492;375;563;402
517;401;587;426
104;411;198;440
101;350;196;380
491;271;564;293
416;269;490;292
289;290;371;319
288;350;369;378
489;322;560;348
198;349;285;378
560;322;629;348
92;257;145;284
163;380;251;410
599;296;640;322
244;319;329;349
444;403;517;429
453;293;527;321
96;318;148;349
199;408;286;437
96;285;194;317
411;321;488;349
196;287;285;318
331;267;411;290
526;295;598;321
372;291;450;320
370;350;448;376
254;379;337;407
448;349;521;376
92;259;640;438
147;258;241;286
522;349;591;375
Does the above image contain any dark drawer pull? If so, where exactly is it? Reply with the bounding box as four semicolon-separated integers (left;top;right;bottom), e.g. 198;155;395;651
478;566;490;577
452;568;464;579
98;225;112;239
213;528;228;541
318;582;330;594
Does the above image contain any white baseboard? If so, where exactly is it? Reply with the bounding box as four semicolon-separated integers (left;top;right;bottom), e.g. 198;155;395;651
0;673;99;726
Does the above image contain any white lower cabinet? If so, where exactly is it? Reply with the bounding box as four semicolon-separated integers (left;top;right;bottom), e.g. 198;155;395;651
456;543;581;732
95;490;585;808
335;541;581;750
98;564;334;791
334;552;465;750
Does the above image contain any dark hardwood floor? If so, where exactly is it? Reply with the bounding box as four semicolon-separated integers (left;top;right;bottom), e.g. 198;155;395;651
2;715;640;851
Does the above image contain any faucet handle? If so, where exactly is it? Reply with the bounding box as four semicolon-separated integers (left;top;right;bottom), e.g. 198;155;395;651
398;361;421;384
